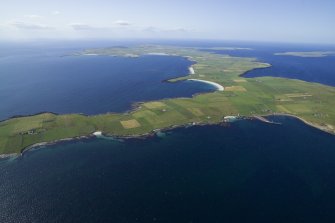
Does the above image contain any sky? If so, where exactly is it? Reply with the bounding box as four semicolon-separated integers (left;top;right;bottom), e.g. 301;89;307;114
0;0;335;44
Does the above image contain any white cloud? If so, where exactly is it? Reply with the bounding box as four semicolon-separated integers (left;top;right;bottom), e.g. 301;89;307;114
10;21;52;30
138;26;197;39
69;22;129;31
24;14;43;19
142;26;193;33
142;26;160;32
114;20;131;26
69;23;96;30
52;10;61;15
168;28;191;32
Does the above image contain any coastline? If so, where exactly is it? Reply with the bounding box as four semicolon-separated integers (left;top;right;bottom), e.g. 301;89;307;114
253;113;334;135
11;112;335;158
189;67;195;75
20;135;95;155
239;63;272;78
267;113;335;135
0;153;18;159
17;122;213;156
1;45;335;156
187;79;224;91
274;51;335;58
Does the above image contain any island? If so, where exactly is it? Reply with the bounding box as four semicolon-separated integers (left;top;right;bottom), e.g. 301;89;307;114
1;45;335;155
275;51;335;58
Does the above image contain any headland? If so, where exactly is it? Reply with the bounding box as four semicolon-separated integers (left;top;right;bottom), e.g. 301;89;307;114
1;45;335;155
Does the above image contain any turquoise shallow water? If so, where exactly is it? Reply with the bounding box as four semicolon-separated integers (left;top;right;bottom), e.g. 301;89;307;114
1;116;335;223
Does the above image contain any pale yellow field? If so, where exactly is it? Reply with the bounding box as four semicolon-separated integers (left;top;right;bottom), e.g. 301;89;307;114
187;108;204;116
120;119;141;129
276;105;291;113
144;102;166;109
285;93;313;98
225;86;247;92
233;79;247;83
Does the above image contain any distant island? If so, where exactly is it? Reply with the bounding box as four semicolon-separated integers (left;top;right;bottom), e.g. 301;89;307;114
1;45;335;155
275;51;335;58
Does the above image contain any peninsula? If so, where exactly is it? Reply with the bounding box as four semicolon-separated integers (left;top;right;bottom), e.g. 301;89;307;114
1;45;335;155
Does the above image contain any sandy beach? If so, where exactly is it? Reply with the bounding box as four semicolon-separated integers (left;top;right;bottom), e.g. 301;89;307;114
188;79;224;91
189;67;195;75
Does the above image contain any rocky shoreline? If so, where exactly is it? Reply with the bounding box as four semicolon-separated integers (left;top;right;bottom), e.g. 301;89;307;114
3;113;332;158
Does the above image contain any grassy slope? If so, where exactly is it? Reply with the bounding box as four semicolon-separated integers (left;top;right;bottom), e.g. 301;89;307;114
1;46;335;154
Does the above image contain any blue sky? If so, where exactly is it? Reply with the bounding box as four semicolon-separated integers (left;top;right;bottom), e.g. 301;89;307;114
1;0;334;43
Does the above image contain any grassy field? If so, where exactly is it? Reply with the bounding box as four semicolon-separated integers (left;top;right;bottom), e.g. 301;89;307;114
1;45;335;154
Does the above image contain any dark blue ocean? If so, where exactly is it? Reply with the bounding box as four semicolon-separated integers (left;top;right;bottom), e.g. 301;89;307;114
1;41;335;222
2;41;335;121
0;42;215;120
1;116;335;223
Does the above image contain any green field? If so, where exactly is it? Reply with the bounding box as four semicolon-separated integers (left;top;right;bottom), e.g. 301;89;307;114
1;45;335;155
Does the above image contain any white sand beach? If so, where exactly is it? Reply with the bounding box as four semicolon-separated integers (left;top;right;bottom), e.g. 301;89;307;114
189;67;195;75
188;79;224;91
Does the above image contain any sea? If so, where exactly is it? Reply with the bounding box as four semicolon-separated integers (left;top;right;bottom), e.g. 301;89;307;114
1;40;335;223
0;41;216;121
202;42;335;86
